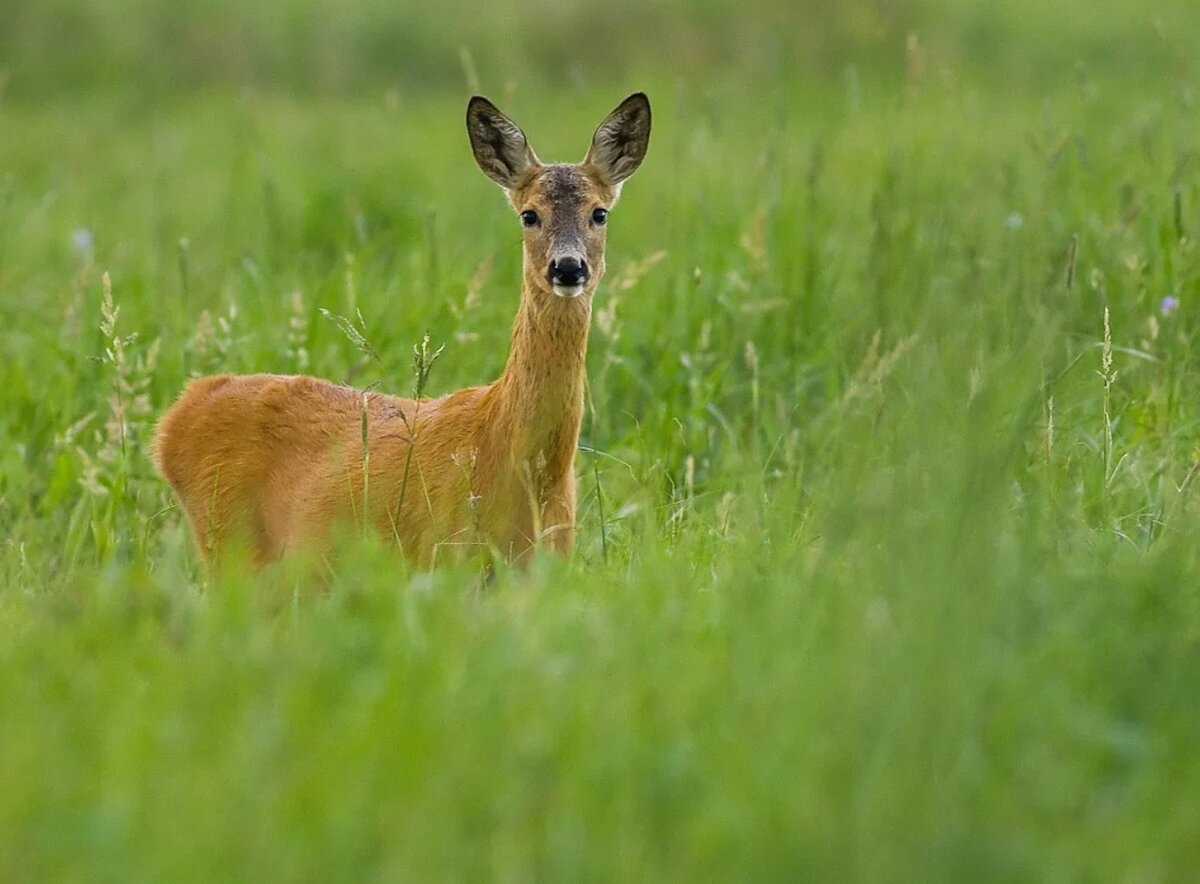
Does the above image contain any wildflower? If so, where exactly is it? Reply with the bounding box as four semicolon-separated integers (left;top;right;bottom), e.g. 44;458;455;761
71;228;94;260
1161;295;1179;316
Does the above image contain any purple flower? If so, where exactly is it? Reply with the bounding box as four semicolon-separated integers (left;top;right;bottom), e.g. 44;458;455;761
71;228;94;257
1161;295;1179;316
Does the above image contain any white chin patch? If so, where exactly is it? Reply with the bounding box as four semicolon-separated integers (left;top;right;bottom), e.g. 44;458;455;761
552;283;587;299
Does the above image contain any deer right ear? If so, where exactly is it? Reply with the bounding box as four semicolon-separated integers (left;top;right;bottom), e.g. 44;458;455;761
584;92;651;187
467;96;539;190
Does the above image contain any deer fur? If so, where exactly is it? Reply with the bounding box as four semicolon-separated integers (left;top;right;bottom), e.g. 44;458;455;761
154;93;651;568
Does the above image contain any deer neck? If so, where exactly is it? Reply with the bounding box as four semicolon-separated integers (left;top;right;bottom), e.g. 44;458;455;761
493;268;592;462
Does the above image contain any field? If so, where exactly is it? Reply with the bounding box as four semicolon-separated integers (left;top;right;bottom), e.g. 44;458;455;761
2;0;1200;879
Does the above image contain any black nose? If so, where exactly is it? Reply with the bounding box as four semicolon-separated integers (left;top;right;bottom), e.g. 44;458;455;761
550;257;589;286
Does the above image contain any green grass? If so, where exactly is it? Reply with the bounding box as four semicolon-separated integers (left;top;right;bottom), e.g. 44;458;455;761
2;0;1200;879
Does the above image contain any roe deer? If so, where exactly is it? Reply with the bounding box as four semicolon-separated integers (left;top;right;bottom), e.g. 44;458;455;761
154;93;651;568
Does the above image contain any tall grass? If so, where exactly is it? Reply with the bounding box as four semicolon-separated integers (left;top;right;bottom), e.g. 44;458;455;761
1;0;1199;879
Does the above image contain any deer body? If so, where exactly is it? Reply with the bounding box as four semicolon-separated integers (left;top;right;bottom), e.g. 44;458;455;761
154;94;650;567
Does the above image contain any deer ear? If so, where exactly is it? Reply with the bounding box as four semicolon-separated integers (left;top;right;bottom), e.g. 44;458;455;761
467;96;539;189
584;93;651;186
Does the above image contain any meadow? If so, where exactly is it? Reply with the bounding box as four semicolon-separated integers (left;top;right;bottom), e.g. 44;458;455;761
2;0;1200;879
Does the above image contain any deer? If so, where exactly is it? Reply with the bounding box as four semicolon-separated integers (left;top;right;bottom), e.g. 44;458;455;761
153;92;651;570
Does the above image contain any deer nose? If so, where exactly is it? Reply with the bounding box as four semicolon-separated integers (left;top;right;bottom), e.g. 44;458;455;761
549;257;589;287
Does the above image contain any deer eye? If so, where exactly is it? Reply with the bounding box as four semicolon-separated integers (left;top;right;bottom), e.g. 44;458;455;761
520;210;540;227
591;207;608;225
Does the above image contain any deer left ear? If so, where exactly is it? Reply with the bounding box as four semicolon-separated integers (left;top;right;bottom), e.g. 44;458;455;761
583;93;651;186
467;96;540;190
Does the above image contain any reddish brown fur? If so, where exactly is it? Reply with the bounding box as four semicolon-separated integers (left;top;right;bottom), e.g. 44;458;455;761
154;93;650;568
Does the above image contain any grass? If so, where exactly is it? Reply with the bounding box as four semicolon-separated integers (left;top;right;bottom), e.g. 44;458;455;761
2;0;1200;879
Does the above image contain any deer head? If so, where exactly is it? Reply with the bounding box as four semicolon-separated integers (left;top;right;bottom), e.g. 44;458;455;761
467;93;651;300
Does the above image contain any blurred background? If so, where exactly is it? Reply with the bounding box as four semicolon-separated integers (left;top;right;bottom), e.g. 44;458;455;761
1;0;1196;103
